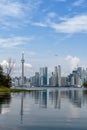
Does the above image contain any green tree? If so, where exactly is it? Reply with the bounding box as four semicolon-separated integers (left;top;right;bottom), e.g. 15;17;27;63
0;65;4;86
0;65;12;88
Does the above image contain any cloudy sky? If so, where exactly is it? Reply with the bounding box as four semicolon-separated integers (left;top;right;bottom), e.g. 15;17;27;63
0;0;87;76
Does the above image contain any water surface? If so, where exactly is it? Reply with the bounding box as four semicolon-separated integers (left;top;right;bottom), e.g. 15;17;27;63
0;88;87;130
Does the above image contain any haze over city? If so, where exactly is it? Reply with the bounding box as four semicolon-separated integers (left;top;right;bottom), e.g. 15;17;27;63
0;0;87;77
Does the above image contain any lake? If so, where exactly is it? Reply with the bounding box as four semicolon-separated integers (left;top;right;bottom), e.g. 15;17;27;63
0;88;87;130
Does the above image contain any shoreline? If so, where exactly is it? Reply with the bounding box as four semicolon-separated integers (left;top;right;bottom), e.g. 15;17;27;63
0;86;87;93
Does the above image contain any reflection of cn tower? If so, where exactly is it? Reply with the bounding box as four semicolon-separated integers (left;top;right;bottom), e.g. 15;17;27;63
20;93;24;124
21;52;25;86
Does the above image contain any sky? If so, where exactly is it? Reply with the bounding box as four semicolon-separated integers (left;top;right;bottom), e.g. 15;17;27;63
0;0;87;77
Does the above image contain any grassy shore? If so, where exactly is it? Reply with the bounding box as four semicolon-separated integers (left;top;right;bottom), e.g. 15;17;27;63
0;87;31;92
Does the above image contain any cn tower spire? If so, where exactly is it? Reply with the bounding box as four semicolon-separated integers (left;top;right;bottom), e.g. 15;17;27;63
21;52;25;86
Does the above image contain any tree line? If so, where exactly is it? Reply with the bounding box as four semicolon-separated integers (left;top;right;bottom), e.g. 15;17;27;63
0;58;14;88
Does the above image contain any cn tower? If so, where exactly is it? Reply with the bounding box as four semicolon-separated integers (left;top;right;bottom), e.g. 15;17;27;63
21;52;25;86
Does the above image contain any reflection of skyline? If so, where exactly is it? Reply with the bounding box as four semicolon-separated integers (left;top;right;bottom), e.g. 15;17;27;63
1;89;87;125
30;89;83;109
0;90;84;116
68;90;82;108
39;91;47;108
49;90;61;109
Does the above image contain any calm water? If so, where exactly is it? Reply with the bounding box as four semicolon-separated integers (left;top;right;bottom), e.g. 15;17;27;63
0;88;87;130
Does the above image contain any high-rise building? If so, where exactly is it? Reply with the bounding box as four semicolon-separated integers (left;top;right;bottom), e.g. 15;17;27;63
49;72;56;86
54;65;61;87
75;74;81;87
40;67;48;86
71;75;74;86
35;72;40;86
58;65;61;87
54;66;58;86
61;77;67;86
67;68;82;87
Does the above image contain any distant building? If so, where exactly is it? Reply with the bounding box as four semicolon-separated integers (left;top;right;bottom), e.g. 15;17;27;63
61;77;67;86
54;66;58;86
49;72;56;86
67;68;82;87
12;65;87;88
54;65;61;87
71;75;74;86
35;72;40;86
58;65;61;87
40;67;48;86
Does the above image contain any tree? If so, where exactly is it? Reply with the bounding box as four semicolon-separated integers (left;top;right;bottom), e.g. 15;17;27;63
0;58;15;88
5;58;15;77
0;65;4;86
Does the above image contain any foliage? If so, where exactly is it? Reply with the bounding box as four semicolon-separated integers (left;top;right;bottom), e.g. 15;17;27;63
83;82;87;88
0;87;35;92
0;65;11;88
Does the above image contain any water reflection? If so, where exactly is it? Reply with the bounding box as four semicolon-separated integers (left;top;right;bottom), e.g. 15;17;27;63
29;89;83;109
49;90;61;109
20;93;24;124
0;89;87;129
0;89;85;115
68;90;82;108
0;93;11;114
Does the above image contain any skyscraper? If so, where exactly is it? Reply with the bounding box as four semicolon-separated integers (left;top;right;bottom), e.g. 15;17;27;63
54;66;58;86
40;67;48;86
49;72;56;86
54;65;61;87
58;65;61;87
35;72;40;86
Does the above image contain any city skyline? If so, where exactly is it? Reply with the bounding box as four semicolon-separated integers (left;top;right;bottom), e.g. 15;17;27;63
13;65;87;87
0;0;87;76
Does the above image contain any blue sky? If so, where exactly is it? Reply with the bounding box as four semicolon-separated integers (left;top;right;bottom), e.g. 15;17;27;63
0;0;87;76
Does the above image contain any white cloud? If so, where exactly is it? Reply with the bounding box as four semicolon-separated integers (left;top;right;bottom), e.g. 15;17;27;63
47;12;57;18
0;0;24;18
25;63;32;68
0;0;42;28
32;13;87;34
0;59;15;68
65;55;80;71
72;0;85;7
0;36;33;48
32;22;47;27
0;60;8;66
3;0;42;18
49;15;87;33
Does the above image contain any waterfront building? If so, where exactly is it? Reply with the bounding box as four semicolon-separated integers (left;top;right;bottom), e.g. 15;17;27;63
49;72;56;86
30;76;36;86
35;72;40;86
40;67;48;86
54;66;58;86
61;77;67;87
75;74;82;87
54;65;61;87
58;65;61;87
67;68;82;87
71;75;74;86
14;78;19;86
